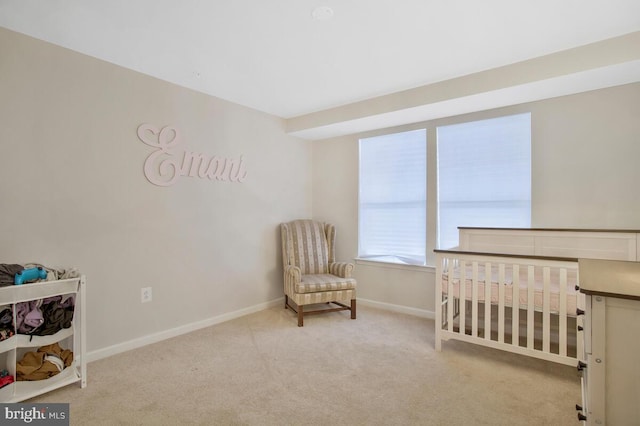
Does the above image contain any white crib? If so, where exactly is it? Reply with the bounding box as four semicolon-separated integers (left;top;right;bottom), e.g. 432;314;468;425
435;227;640;366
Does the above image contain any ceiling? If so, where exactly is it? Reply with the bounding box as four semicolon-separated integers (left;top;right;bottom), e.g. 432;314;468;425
1;0;639;137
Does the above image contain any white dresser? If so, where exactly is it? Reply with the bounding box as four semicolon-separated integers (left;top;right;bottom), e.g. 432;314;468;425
578;259;640;425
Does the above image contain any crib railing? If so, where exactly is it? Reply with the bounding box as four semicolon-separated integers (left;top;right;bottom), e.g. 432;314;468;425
435;249;584;366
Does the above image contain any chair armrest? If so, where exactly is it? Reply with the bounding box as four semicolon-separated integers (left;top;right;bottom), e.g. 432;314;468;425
329;262;354;278
284;265;301;283
284;265;301;296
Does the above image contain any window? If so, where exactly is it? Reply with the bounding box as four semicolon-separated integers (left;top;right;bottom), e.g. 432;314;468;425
358;129;427;265
437;113;531;249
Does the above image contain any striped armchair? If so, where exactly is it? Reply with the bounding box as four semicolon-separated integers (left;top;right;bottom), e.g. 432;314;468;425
280;219;357;326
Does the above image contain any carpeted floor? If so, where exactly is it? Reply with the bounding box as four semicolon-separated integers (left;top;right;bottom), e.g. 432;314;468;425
32;304;581;425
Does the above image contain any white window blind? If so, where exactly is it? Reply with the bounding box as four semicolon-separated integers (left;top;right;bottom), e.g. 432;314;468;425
437;113;531;249
359;129;426;265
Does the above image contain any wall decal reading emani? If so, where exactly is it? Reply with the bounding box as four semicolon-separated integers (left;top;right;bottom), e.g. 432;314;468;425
137;124;247;187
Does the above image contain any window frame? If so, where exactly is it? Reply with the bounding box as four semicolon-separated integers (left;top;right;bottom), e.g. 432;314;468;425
357;128;428;266
356;111;532;269
435;112;532;250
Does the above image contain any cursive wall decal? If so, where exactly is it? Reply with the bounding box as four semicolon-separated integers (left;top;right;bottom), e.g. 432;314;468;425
137;124;247;187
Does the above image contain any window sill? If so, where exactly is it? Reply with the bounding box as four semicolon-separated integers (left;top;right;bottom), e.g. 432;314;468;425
354;258;435;273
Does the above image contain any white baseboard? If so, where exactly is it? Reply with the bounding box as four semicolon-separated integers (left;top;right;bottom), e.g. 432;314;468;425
87;296;432;363
86;297;284;363
358;298;435;319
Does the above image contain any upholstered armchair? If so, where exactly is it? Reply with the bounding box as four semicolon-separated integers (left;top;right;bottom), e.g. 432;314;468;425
280;219;357;326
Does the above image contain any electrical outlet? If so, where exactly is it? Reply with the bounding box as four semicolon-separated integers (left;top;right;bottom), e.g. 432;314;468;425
141;287;152;303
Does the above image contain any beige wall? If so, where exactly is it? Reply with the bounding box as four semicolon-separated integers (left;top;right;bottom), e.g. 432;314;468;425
3;26;638;355
312;82;640;315
0;28;312;356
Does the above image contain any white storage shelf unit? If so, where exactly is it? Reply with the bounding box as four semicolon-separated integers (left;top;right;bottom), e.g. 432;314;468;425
0;276;86;402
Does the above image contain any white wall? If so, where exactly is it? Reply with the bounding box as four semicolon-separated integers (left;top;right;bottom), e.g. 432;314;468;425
0;28;313;356
312;82;640;315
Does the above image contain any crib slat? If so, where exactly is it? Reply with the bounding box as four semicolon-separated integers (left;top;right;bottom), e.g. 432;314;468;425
435;257;444;351
484;262;491;340
543;267;551;353
498;263;505;344
472;262;478;337
559;268;567;357
459;261;466;335
527;266;535;350
512;264;520;347
447;259;455;332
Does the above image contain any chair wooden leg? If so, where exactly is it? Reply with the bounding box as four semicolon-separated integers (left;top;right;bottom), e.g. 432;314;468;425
284;295;288;309
351;299;356;319
298;305;304;327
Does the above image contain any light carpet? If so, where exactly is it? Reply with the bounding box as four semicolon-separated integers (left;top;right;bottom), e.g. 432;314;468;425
32;304;581;425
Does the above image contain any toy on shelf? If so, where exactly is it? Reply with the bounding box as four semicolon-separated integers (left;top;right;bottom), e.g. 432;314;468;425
0;369;14;389
14;267;47;285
